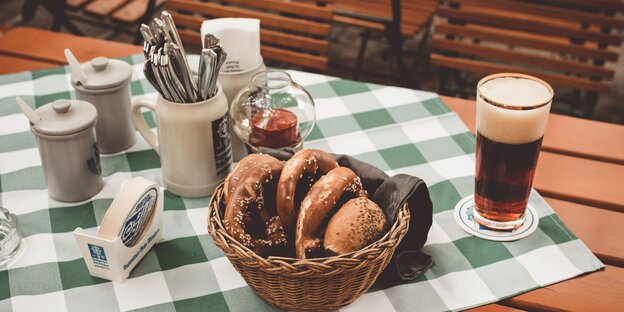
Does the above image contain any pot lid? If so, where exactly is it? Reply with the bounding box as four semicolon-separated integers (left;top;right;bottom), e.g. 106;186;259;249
32;99;97;136
75;57;132;90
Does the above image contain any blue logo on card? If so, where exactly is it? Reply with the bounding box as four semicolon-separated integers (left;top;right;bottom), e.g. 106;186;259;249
88;243;109;269
120;188;157;247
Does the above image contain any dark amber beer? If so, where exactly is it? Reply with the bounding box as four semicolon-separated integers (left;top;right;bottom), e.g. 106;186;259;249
474;73;553;230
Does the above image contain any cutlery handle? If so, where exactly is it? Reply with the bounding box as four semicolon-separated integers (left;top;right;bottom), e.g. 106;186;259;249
161;11;185;56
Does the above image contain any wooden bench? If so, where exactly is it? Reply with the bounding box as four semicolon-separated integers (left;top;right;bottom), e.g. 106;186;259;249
332;0;438;80
165;0;334;71
334;0;438;36
431;0;624;117
20;0;165;43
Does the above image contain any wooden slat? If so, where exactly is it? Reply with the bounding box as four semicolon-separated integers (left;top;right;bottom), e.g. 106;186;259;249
543;0;624;11
400;24;421;36
435;23;619;62
432;38;614;79
261;29;329;53
0;27;142;65
545;197;624;266
460;7;622;44
261;45;327;70
458;4;608;36
335;1;435;20
543;114;624;164
469;304;524;312
333;15;385;31
223;0;333;20
0;54;57;74
442;95;624;165
501;265;624;311
171;12;329;53
294;0;337;4
534;151;624;212
67;0;91;9
334;13;424;35
430;54;611;92
438;7;622;45
169;12;203;29
167;0;331;36
454;0;624;28
178;28;202;46
336;0;437;17
112;0;165;23
84;0;129;16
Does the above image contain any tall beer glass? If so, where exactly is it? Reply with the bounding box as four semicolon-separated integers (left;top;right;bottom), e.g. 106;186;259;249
474;73;553;230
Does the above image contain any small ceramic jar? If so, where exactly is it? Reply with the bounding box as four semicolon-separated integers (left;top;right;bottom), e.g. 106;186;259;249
30;99;103;202
72;57;135;154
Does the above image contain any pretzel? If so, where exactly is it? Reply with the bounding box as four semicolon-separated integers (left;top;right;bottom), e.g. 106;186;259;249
276;149;338;231
224;153;276;203
295;167;368;259
224;156;287;256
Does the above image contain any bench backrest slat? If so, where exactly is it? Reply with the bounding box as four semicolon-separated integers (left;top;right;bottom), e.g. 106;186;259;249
431;0;624;93
167;0;333;70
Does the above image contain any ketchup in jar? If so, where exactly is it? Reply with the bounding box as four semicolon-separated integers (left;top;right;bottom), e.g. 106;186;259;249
250;109;298;148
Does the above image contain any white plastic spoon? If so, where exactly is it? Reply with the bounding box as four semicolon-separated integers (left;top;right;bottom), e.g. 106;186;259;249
15;96;40;125
64;48;87;85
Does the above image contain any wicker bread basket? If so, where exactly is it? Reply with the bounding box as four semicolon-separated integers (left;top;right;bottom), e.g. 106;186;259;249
207;183;410;311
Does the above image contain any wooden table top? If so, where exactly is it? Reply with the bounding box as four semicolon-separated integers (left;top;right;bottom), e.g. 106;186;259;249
1;27;623;311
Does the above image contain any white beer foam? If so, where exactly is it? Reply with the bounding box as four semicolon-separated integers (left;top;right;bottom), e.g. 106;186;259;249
477;77;552;144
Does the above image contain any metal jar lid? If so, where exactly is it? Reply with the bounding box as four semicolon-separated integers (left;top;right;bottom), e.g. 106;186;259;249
32;99;97;136
73;57;132;90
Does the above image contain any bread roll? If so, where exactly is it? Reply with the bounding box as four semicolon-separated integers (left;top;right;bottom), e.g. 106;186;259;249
323;197;386;255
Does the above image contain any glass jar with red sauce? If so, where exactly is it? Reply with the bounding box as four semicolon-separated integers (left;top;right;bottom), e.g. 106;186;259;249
230;71;316;152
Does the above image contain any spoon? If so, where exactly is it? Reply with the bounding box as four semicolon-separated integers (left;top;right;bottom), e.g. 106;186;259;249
64;49;87;85
15;96;40;125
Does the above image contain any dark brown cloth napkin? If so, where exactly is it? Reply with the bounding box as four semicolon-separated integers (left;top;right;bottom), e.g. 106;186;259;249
259;148;434;285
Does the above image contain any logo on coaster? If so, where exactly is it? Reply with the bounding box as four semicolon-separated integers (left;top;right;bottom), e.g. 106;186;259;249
120;188;157;247
88;243;109;269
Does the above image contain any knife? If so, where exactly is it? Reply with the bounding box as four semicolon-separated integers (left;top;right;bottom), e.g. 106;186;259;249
166;43;198;102
198;48;217;101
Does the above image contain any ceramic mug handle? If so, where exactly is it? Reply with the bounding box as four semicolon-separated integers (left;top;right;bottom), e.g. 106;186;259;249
131;99;159;154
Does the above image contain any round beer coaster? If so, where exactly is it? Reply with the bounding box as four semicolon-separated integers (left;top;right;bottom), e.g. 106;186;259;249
453;195;539;242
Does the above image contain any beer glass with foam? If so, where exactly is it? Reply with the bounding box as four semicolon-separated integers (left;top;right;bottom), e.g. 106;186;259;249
474;73;553;230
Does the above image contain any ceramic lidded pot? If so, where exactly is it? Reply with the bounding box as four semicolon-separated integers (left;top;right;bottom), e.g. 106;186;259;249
27;99;103;202
72;57;135;154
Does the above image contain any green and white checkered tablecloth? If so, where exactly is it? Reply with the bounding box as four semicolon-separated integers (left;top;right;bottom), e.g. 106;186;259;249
0;54;603;311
